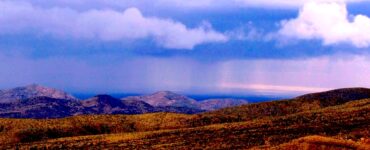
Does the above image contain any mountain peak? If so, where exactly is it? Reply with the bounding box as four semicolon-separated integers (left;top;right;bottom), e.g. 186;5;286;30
0;84;77;103
152;91;180;96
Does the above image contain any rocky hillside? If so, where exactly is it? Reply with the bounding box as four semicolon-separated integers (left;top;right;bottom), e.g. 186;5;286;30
123;91;200;109
0;84;77;103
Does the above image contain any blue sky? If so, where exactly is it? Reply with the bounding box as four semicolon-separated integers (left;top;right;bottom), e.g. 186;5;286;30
0;0;369;95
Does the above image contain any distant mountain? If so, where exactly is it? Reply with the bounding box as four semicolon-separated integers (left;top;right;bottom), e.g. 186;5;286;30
0;86;205;118
122;91;249;111
0;97;83;118
123;91;200;109
0;84;77;103
199;99;248;111
121;99;156;113
7;86;368;120
81;95;156;115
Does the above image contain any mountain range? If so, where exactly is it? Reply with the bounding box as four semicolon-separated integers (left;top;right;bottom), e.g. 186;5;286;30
0;84;248;118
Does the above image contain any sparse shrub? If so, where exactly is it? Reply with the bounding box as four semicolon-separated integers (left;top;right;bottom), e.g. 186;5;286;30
16;128;47;142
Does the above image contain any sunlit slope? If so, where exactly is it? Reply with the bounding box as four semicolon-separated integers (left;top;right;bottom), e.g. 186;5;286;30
266;135;370;150
1;98;369;149
196;88;370;125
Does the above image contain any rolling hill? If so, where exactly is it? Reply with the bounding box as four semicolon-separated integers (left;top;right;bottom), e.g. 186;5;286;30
0;87;369;149
194;87;370;125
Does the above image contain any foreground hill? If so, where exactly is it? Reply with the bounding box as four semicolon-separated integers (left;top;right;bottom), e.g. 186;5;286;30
0;84;77;103
0;87;369;149
196;87;370;125
269;135;370;150
0;98;368;149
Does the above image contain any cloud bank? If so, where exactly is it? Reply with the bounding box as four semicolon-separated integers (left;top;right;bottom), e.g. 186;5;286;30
279;2;370;48
10;0;368;9
235;0;366;8
0;1;227;49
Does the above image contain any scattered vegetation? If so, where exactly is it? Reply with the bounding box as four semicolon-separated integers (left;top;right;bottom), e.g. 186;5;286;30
0;98;368;149
1;88;370;149
267;135;370;150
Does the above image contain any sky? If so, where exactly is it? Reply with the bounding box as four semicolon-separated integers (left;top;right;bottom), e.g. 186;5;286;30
0;0;369;95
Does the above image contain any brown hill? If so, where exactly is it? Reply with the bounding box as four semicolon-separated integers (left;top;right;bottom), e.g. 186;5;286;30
0;98;368;149
266;135;370;150
295;87;370;107
196;87;370;125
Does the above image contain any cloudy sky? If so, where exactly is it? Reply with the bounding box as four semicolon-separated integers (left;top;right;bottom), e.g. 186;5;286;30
0;0;369;95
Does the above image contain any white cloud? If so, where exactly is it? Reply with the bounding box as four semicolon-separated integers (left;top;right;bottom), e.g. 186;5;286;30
278;2;370;48
0;1;227;49
8;0;369;10
235;0;366;8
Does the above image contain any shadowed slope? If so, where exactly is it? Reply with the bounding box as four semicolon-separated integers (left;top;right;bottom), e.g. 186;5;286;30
0;97;83;118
